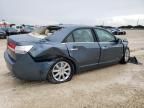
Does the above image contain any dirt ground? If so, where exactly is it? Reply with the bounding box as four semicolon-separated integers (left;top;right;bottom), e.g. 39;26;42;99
0;30;144;108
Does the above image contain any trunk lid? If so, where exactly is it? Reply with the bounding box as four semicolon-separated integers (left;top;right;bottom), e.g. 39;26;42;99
8;34;41;45
7;34;41;60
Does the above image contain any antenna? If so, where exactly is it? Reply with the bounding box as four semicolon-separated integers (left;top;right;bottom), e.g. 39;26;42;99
137;17;140;26
103;21;104;26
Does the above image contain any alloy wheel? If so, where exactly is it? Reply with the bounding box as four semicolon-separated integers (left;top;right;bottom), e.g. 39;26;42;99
52;61;71;82
125;49;130;62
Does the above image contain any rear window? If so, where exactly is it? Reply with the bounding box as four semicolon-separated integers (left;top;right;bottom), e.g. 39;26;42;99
31;26;62;38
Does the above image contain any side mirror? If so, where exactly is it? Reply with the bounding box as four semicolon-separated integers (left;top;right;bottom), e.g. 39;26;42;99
116;38;122;44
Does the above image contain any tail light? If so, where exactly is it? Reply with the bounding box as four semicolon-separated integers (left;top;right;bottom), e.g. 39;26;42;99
7;42;16;52
15;45;33;54
7;42;33;54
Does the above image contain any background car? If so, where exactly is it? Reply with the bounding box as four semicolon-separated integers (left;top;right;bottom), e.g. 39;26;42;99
107;28;126;35
0;28;6;39
4;25;130;84
1;27;18;36
15;25;35;34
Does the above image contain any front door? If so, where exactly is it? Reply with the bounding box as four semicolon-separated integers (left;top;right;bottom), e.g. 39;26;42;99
94;28;123;64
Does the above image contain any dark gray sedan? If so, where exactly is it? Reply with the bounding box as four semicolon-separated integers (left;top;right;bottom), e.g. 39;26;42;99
4;25;130;83
0;28;6;39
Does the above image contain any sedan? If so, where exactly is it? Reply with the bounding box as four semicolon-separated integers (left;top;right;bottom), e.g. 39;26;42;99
0;28;6;39
4;25;130;83
108;28;126;35
2;27;18;36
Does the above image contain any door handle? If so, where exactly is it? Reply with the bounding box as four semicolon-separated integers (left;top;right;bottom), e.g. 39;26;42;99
70;48;78;51
102;46;108;49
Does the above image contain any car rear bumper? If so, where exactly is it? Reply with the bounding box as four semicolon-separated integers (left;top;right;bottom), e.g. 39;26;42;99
4;51;55;81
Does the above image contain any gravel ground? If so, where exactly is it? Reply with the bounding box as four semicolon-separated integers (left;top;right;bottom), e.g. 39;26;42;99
0;30;144;108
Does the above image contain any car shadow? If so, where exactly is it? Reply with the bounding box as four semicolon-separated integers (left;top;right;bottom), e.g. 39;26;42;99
5;59;142;87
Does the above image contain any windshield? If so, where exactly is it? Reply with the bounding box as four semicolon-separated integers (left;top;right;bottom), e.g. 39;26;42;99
30;26;62;39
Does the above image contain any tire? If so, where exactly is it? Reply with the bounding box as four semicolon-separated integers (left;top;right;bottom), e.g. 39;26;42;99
120;48;130;64
0;35;5;39
47;58;74;84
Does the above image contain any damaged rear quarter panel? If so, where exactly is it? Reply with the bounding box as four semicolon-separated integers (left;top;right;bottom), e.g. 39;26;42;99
29;42;69;61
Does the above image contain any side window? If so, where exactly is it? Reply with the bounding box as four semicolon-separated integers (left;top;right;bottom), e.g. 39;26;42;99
73;29;94;42
65;34;74;42
95;29;116;42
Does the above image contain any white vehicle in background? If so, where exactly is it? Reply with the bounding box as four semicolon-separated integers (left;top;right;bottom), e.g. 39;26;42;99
13;25;23;33
13;25;35;34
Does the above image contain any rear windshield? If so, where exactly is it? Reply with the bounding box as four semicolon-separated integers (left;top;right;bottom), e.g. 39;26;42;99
30;26;62;38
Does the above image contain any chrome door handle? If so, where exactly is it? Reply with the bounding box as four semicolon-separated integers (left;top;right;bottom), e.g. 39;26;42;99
70;48;78;51
102;46;108;49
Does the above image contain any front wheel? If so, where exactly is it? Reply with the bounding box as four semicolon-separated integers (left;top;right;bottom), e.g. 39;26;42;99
120;48;130;64
47;59;74;84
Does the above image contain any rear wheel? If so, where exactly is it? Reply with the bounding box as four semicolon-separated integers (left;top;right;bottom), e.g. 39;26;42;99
47;59;74;84
120;48;130;64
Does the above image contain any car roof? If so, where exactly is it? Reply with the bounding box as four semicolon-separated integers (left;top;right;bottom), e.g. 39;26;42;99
45;25;102;42
44;24;105;30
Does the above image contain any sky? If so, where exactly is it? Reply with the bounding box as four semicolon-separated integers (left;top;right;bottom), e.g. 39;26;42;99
0;0;144;26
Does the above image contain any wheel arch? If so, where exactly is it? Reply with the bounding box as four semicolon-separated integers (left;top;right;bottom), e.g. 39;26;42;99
56;56;78;74
46;56;77;83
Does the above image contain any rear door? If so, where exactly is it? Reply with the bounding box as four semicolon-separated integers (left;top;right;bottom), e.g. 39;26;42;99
94;28;123;64
64;28;100;68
